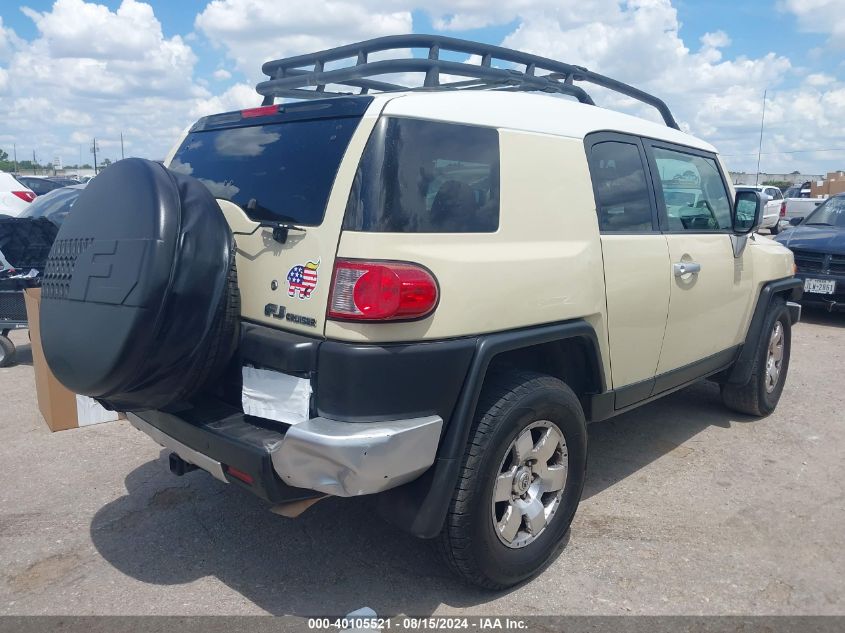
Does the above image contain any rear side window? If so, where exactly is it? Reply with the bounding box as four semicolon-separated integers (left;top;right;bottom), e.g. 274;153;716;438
344;118;499;232
588;141;655;232
170;117;362;225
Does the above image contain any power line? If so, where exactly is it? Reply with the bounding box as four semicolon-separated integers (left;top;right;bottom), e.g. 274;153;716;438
722;147;845;157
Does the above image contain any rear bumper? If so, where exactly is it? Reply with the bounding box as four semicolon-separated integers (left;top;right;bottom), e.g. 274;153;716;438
127;402;442;500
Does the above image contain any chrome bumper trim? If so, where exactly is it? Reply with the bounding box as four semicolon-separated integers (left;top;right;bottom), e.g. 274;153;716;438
273;415;443;497
787;301;802;325
127;412;229;484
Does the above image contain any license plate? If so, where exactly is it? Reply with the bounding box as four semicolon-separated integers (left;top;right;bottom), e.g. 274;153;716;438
804;278;836;294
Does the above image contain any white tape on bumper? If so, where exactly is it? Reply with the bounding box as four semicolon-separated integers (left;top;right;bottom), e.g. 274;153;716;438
241;366;312;425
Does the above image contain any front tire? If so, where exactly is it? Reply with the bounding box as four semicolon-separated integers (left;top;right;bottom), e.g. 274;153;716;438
437;370;587;589
722;299;791;416
0;335;15;368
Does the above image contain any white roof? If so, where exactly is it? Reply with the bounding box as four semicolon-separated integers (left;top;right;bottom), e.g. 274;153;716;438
375;91;716;153
0;172;31;190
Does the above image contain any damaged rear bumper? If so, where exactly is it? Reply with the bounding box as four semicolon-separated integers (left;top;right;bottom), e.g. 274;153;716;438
127;401;442;501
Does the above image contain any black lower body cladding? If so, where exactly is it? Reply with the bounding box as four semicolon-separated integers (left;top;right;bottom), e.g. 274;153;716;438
40;158;239;411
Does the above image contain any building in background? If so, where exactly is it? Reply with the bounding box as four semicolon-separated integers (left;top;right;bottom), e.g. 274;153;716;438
729;171;823;187
810;171;845;198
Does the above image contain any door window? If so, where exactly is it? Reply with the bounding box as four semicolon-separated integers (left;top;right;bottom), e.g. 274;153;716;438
588;141;655;232
652;147;732;231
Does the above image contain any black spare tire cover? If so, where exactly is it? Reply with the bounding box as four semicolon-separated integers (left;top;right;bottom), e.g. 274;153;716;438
40;158;238;411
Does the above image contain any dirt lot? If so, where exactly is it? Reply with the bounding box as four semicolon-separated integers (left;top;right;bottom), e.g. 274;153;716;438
1;310;843;617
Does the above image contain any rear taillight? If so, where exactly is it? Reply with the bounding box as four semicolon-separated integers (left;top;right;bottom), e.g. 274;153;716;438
12;191;35;203
780;201;786;218
328;259;438;321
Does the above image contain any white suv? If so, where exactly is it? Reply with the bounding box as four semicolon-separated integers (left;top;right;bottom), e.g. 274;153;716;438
0;172;36;216
38;35;801;589
735;184;784;233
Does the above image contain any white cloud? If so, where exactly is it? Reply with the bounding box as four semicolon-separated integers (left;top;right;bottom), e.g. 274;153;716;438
0;0;210;164
189;0;844;174
190;82;258;118
493;0;844;173
805;72;835;86
780;0;845;45
195;0;413;82
0;0;843;176
17;0;200;99
700;30;731;50
22;0;166;60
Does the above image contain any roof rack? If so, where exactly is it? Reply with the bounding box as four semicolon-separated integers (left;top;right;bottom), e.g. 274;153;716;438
256;34;680;130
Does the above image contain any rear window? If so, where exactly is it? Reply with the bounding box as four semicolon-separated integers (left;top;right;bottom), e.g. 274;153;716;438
170;116;362;225
344;117;500;233
18;187;83;226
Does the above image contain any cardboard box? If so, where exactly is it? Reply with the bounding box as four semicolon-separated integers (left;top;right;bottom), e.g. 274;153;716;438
24;288;122;431
829;179;845;196
811;180;829;198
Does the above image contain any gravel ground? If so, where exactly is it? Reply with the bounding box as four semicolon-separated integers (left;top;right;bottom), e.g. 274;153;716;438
1;310;843;617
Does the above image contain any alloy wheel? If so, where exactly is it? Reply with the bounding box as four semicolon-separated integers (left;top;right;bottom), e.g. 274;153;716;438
491;420;568;549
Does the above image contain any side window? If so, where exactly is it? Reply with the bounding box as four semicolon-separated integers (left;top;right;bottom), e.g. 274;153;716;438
770;188;783;200
652;147;732;231
588;141;654;232
344;117;499;233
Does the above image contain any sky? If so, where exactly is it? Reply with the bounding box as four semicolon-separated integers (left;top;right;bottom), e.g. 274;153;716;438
0;0;843;175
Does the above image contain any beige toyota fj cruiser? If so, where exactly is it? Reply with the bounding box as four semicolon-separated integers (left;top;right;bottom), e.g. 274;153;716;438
40;35;801;589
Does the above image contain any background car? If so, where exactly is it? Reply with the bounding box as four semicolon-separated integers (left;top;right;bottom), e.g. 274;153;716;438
781;181;825;228
735;185;783;233
17;183;86;227
46;176;81;187
14;176;65;197
774;193;845;311
0;173;36;216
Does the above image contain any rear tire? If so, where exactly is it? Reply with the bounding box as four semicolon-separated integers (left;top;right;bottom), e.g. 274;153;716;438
437;370;587;589
722;298;791;417
0;335;15;368
770;223;780;235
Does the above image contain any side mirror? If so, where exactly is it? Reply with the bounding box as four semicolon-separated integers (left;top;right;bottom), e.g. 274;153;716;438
733;190;763;234
789;216;804;226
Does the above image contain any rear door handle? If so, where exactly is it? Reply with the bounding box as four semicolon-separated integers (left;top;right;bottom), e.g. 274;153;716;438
673;261;701;276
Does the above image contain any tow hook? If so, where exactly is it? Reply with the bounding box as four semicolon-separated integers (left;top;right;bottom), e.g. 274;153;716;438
169;452;198;476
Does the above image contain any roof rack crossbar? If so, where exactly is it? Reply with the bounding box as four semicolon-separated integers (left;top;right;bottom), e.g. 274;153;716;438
256;34;679;130
259;58;596;106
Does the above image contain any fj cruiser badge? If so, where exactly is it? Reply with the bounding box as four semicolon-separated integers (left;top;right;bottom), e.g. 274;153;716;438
264;303;317;328
286;259;319;299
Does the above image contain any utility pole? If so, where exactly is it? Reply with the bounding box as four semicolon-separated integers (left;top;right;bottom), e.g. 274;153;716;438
755;89;767;186
91;138;99;175
12;144;17;174
120;132;125;160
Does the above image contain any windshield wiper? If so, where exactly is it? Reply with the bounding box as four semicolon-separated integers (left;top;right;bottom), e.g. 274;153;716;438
805;222;832;226
233;198;307;244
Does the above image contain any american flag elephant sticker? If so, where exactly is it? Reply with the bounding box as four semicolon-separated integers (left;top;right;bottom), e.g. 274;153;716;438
287;259;319;299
